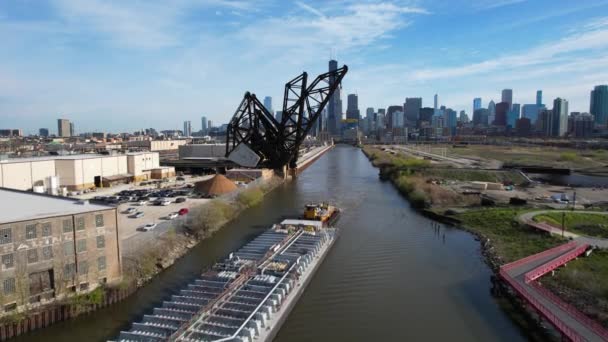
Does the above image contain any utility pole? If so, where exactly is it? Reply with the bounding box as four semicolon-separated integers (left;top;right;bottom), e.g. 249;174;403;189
561;211;565;237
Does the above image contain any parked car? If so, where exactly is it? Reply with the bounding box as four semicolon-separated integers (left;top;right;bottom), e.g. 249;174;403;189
130;211;144;218
175;197;186;203
176;176;185;181
124;207;137;214
138;223;157;231
136;200;148;206
160;199;172;206
178;208;189;216
166;212;179;220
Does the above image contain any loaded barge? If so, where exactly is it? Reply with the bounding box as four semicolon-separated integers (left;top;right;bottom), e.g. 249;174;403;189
114;216;338;342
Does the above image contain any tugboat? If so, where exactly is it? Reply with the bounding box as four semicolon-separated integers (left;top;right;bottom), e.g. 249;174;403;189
303;202;341;227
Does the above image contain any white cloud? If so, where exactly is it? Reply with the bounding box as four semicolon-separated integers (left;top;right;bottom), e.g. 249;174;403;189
472;0;526;10
295;1;325;18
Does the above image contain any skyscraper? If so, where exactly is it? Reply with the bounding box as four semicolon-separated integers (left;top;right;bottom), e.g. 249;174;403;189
473;98;482;113
327;59;343;135
501;89;513;109
590;85;608;126
488;100;496;125
433;94;438;110
507;104;520;128
201;116;208;134
495;102;509;126
183;121;192;136
263;96;273;114
522;104;542;124
386;105;403;129
346;94;360;120
57;119;70;137
69;122;74;137
39;128;49;137
536;90;543;106
552;98;569;137
404;97;422;127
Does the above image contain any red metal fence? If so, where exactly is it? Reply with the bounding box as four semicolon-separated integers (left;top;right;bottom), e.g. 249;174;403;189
501;241;577;273
499;269;586;342
530;281;608;341
524;244;589;283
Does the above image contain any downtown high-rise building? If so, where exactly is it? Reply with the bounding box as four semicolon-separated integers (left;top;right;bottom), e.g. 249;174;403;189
404;97;422;127
494;102;509;126
551;98;569;137
536;90;543;106
488;100;496;125
183;121;192;137
263;96;273;114
473;98;482;112
201;116;208;133
39;128;49;137
327;59;343;135
434;94;438;110
57;118;70;137
590;85;608;126
501;89;513;110
346;94;360;120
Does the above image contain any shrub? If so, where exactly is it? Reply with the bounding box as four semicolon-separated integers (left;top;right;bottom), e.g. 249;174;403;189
559;152;577;162
237;187;264;208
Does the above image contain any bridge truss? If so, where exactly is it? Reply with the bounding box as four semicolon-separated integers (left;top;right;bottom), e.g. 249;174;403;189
226;65;348;169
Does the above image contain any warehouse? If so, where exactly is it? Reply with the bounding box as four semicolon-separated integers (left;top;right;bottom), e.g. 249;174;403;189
0;152;165;191
0;188;121;314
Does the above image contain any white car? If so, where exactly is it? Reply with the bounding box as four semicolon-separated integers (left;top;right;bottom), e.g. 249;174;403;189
138;223;157;231
160;199;172;206
136;200;148;206
124;207;137;214
166;212;179;220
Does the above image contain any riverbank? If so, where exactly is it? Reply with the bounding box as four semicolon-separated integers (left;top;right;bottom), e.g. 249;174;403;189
360;145;608;336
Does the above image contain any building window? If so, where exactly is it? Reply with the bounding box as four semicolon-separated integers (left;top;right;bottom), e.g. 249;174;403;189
76;239;87;253
63;241;74;256
63;219;72;233
0;228;12;245
3;278;15;295
98;256;106;271
78;261;88;275
27;249;38;264
41;222;52;237
64;263;76;278
76;217;85;231
42;246;53;260
1;254;14;269
25;224;37;240
96;236;105;249
95;214;104;227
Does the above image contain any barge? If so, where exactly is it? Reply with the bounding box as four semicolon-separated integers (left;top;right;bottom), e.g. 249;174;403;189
114;216;338;342
303;202;340;227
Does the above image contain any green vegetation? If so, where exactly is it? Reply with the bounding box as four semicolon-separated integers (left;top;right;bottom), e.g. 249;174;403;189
533;212;608;238
446;144;608;169
236;188;264;208
542;249;608;328
456;208;565;262
68;287;105;313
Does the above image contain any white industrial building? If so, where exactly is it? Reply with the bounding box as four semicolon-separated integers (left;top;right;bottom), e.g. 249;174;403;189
0;152;171;191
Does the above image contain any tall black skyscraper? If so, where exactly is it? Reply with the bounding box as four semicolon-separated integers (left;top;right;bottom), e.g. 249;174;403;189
404;97;422;127
346;94;360;120
327;59;343;135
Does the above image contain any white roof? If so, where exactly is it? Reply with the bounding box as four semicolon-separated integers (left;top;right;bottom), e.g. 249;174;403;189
1;152;156;164
0;188;113;223
280;219;323;229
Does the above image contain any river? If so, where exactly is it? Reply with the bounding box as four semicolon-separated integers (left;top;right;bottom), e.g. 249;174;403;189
15;145;527;341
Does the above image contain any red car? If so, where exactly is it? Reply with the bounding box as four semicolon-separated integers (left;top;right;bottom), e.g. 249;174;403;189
178;208;189;216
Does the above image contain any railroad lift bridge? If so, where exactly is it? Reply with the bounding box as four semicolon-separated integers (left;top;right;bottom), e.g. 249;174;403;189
225;65;348;175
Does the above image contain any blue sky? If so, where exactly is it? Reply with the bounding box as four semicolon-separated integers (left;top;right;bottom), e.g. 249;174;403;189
2;0;608;134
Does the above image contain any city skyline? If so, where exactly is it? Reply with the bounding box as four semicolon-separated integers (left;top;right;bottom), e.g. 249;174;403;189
3;0;608;134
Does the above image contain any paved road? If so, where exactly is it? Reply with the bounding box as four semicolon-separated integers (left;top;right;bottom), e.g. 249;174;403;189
518;210;608;248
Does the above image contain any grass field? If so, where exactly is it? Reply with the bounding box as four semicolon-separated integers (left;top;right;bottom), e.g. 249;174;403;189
533;212;608;238
541;249;608;328
455;208;565;263
446;145;608;169
421;168;527;184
